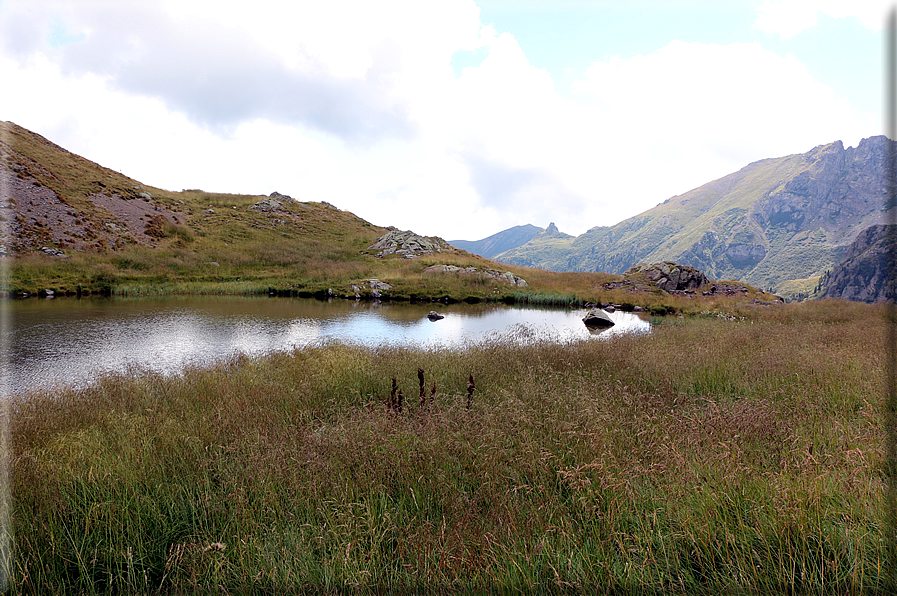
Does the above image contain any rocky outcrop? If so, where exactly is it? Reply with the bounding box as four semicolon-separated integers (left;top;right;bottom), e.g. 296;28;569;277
623;262;708;292
819;224;897;302
251;197;283;212
369;229;448;258
422;264;528;287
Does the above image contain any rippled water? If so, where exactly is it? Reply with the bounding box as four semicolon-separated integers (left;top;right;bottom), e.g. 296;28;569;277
4;295;651;394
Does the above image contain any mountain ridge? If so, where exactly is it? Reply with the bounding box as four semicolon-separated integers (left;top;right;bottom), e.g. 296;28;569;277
495;136;893;299
449;224;542;258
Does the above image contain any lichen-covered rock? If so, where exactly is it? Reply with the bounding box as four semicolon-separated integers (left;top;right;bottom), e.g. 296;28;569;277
369;229;448;258
251;197;283;212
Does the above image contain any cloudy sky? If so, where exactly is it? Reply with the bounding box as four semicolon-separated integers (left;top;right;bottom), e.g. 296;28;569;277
0;0;887;241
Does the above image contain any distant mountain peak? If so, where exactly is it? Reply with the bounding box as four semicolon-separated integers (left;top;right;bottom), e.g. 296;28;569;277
538;222;571;239
496;135;895;301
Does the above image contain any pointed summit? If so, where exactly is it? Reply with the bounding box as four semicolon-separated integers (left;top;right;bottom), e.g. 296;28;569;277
539;222;570;239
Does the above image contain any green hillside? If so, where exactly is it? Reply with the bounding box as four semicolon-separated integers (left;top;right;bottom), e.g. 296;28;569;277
498;137;893;299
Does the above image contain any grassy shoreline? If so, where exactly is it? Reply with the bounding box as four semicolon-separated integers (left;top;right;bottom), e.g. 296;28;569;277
5;299;890;593
8;249;777;317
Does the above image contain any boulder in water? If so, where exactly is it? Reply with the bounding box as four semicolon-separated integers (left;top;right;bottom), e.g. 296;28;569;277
582;308;615;328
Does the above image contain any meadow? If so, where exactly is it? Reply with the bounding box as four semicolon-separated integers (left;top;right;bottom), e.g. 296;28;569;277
3;298;892;593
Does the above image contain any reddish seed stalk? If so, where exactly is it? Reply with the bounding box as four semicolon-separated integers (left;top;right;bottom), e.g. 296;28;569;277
466;374;475;411
418;368;426;408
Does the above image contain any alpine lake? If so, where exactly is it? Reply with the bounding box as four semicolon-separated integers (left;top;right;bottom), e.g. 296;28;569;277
5;295;651;395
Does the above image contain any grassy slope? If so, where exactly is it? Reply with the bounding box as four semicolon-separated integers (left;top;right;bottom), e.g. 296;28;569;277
0;122;576;302
498;154;804;274
3;121;777;309
7;299;889;592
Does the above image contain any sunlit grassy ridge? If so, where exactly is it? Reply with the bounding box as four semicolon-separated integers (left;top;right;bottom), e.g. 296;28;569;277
3;120;781;309
6;300;890;593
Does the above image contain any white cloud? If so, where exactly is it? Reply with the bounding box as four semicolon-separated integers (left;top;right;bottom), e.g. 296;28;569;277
0;1;882;242
755;0;892;38
568;41;876;227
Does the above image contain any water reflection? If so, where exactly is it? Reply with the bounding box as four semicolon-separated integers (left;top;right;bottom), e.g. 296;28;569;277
7;296;651;394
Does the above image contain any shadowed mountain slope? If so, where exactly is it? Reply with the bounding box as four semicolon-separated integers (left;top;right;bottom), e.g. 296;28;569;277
449;224;542;258
817;224;897;302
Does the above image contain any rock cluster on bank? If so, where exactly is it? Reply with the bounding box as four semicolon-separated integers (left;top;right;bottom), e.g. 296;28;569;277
341;279;394;299
601;261;765;298
423;264;528;287
624;262;708;292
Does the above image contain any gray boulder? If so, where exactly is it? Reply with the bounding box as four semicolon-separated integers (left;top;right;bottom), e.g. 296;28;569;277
41;247;68;258
369;279;392;291
369;229;448;258
251;198;283;212
582;308;615;328
486;270;528;287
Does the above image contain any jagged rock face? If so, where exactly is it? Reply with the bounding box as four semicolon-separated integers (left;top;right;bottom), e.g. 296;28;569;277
754;137;888;242
725;243;767;266
369;229;448;258
820;224;897;302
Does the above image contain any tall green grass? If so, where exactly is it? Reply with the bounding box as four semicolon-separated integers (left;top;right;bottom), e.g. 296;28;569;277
6;300;889;593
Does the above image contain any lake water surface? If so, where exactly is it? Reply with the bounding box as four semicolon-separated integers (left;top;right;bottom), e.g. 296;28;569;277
4;296;651;394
